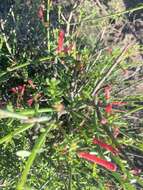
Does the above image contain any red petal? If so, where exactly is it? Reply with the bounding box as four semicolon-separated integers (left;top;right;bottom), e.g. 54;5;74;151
78;152;117;171
105;103;112;114
57;30;65;53
93;138;119;155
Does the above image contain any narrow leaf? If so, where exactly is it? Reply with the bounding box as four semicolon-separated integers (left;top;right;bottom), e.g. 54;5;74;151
16;124;54;190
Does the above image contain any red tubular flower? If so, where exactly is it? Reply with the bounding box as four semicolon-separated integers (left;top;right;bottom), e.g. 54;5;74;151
105;102;127;114
93;138;119;155
57;30;65;53
104;85;111;100
78;152;117;171
105;103;112;114
112;102;127;106
11;85;26;95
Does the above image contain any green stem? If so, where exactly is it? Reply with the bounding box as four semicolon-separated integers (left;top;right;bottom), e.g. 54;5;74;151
0;109;52;123
0;57;51;79
16;123;55;190
0;109;29;120
116;106;143;121
125;106;143;116
7;62;30;72
16;108;54;115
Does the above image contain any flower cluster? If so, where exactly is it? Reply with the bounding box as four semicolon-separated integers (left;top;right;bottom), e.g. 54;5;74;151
11;85;26;96
10;80;39;107
78;138;119;171
77;85;126;171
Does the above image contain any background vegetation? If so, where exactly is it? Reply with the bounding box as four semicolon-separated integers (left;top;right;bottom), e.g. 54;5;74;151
0;0;143;189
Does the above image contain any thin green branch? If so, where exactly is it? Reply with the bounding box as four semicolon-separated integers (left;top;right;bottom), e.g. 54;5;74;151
124;106;143;117
0;109;52;123
16;108;54;115
0;57;51;79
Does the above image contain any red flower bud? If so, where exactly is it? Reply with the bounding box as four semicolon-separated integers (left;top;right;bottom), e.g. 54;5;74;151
93;138;119;155
11;87;18;94
78;152;117;171
57;30;65;53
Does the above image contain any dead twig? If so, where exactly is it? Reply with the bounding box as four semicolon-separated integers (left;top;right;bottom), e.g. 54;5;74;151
92;43;133;97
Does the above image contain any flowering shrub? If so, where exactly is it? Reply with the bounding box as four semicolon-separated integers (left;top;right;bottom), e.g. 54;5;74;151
0;1;143;190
